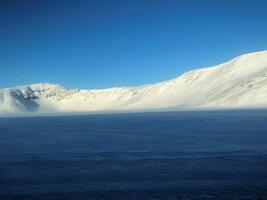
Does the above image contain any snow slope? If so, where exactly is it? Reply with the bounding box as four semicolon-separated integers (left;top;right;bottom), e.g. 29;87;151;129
1;50;267;114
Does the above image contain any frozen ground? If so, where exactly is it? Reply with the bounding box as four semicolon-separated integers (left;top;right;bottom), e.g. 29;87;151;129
0;110;267;199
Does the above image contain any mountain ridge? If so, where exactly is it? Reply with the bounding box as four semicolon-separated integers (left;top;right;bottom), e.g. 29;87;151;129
1;50;267;114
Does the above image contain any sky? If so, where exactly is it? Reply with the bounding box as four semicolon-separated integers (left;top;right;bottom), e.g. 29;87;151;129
1;0;267;89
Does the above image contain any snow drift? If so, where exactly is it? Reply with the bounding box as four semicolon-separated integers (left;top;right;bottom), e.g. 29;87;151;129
1;50;267;114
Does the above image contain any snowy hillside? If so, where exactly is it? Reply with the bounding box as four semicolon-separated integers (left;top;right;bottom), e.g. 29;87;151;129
1;50;267;114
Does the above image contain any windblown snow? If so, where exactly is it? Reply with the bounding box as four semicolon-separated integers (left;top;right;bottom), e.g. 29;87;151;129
1;50;267;114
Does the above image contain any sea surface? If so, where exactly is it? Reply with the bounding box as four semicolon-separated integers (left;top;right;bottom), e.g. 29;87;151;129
0;110;267;199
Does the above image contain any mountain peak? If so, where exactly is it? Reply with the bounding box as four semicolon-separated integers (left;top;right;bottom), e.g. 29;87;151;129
1;50;267;114
29;83;65;89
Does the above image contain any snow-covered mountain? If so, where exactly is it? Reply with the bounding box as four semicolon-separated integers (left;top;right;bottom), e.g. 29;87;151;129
1;50;267;114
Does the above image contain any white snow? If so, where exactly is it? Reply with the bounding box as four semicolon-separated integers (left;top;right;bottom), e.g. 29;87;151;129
1;50;267;114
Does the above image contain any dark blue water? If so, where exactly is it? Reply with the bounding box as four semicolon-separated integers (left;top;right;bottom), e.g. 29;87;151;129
1;110;267;199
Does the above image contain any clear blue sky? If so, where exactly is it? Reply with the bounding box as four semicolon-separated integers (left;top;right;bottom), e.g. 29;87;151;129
1;0;267;89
